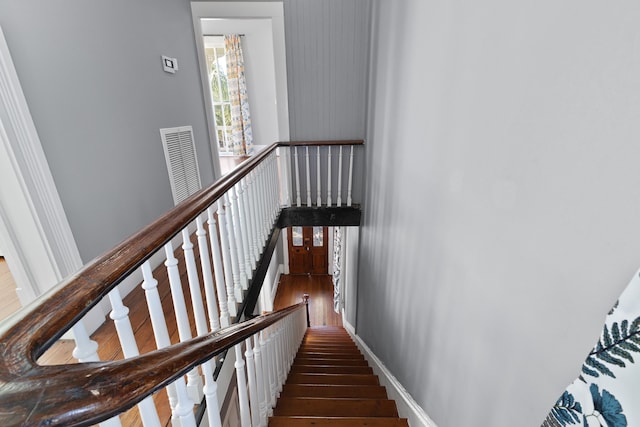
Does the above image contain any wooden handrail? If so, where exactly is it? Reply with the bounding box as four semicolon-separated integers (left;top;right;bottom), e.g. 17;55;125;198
0;139;361;426
280;139;364;147
0;302;305;426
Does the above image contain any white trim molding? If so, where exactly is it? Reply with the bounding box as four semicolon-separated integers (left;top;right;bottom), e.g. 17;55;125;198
344;320;438;427
0;25;106;333
0;25;83;281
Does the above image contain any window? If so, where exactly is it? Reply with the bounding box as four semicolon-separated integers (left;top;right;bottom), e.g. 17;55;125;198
292;227;303;246
313;227;323;247
204;37;233;154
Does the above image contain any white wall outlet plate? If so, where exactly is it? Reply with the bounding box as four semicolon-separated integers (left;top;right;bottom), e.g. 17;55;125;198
162;55;178;73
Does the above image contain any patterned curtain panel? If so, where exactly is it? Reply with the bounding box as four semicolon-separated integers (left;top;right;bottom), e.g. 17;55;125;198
542;270;640;427
224;35;254;156
332;227;343;313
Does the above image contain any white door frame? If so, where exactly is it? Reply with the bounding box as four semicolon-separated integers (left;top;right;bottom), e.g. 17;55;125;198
191;1;291;179
0;25;106;331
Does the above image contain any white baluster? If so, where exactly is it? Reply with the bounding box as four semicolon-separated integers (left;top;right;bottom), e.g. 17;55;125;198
71;322;99;363
347;145;355;206
271;154;281;221
217;200;238;317
279;147;292;207
182;228;210;338
107;288;161;427
248;171;260;262
225;194;243;303
294;146;301;207
173;376;198;427
164;241;203;403
196;216;221;332
240;178;255;274
207;207;230;327
337;145;343;207
316;146;322;206
253;334;267;427
236;184;252;288
257;163;269;244
202;361;223;427
259;330;273;417
235;344;252;427
276;324;285;389
245;338;260;427
305;146;311;207
327;146;332;206
140;262;178;420
265;326;277;407
70;322;122;427
229;187;248;293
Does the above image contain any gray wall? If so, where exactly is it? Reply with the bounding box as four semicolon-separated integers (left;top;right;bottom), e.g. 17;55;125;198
0;0;214;262
358;0;640;426
283;0;370;141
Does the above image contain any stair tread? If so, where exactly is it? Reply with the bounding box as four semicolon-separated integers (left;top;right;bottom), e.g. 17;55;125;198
293;358;369;366
268;416;409;426
281;384;388;398
273;398;399;417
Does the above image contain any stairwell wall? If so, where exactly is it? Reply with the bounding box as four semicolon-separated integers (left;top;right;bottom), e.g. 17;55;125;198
358;0;640;426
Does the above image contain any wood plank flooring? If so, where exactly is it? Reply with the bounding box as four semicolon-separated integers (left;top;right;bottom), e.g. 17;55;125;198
273;275;341;327
0;257;21;322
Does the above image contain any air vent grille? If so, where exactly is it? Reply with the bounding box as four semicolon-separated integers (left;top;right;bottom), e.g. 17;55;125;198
160;126;202;205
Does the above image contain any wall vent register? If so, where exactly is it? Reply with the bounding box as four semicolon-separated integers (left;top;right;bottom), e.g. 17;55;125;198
160;126;202;205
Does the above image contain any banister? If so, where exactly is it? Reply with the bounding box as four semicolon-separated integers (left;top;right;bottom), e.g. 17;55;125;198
0;139;362;426
0;302;306;427
0;139;363;356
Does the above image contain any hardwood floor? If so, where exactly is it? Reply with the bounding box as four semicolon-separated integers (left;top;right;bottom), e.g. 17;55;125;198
273;275;341;327
0;257;21;322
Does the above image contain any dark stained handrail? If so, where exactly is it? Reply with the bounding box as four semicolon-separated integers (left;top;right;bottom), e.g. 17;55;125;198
0;303;305;426
0;139;362;427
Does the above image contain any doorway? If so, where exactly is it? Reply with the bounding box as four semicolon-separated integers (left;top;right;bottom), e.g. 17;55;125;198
287;226;329;275
191;2;290;179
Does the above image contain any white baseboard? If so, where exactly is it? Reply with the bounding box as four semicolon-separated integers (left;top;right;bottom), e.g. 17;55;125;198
271;264;283;301
344;320;438;427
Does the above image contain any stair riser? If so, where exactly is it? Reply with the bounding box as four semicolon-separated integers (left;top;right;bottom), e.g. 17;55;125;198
290;366;373;375
280;385;388;399
287;374;379;385
293;358;369;366
273;398;399;417
268;417;409;427
296;354;365;360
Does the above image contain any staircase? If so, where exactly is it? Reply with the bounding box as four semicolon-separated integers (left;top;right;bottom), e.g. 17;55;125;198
269;326;409;426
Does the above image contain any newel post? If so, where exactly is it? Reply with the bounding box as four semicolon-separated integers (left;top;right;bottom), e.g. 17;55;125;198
303;294;310;327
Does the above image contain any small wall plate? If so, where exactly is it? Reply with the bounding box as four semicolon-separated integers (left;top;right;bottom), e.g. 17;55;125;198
162;55;178;73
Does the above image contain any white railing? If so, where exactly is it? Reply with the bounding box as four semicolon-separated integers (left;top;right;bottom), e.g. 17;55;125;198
0;141;362;427
289;142;361;208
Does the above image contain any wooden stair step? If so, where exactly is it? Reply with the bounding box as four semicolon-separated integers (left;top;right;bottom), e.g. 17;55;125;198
290;365;373;375
296;352;364;360
286;373;379;385
293;358;369;366
280;384;388;399
299;345;359;350
273;398;399;417
300;342;359;348
303;339;354;345
268;416;409;427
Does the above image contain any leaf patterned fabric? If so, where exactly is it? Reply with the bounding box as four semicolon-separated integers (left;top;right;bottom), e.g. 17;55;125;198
224;35;253;156
541;270;640;426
